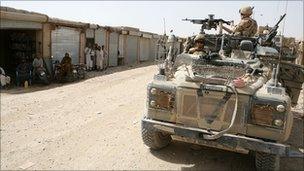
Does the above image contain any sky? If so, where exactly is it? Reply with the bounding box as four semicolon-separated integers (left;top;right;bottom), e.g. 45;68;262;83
1;1;303;40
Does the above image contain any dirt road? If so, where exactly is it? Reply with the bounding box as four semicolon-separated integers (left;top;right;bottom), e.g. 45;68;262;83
1;63;303;170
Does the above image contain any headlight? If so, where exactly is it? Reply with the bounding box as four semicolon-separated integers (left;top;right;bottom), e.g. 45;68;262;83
148;88;175;111
276;104;285;112
150;100;156;107
273;119;283;127
150;88;157;95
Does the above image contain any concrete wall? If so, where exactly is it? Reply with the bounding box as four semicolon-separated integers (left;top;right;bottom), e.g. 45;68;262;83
42;23;52;58
36;30;43;56
79;31;86;64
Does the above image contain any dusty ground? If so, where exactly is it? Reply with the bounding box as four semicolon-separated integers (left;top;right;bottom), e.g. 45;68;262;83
1;63;303;170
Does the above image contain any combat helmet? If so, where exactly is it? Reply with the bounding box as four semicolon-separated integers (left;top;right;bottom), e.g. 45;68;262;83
194;33;205;42
239;6;253;16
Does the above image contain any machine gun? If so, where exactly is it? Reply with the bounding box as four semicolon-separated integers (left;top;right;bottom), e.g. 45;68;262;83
183;14;232;33
264;13;286;44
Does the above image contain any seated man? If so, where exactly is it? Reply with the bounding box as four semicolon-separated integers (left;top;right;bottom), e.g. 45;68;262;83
60;52;72;81
0;67;11;88
32;53;46;78
188;33;207;56
16;58;32;86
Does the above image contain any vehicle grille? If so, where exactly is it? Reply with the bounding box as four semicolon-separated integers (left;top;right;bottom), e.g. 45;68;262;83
178;89;247;132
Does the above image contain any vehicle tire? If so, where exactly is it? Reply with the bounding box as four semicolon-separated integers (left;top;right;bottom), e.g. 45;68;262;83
141;121;172;150
78;69;86;79
255;152;280;171
40;75;50;85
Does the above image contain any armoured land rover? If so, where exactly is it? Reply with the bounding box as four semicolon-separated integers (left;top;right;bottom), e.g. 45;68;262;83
141;14;304;170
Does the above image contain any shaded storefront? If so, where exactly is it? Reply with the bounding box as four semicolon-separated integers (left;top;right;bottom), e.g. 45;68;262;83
0;7;46;80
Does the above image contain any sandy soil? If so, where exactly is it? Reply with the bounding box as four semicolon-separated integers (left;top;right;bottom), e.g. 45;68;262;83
0;63;303;170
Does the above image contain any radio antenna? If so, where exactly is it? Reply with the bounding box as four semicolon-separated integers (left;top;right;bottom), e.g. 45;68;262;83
275;1;288;87
163;18;166;35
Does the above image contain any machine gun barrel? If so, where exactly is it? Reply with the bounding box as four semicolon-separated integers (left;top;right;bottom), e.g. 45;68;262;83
182;18;207;24
265;13;286;43
274;13;286;28
182;18;231;25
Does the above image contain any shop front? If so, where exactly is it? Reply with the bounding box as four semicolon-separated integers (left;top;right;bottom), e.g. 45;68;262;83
0;7;46;82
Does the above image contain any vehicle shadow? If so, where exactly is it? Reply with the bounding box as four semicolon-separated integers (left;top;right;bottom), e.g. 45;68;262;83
1;61;155;95
150;140;255;171
149;117;304;171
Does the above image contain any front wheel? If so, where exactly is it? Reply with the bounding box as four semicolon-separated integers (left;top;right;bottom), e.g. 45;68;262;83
255;152;280;170
141;121;172;150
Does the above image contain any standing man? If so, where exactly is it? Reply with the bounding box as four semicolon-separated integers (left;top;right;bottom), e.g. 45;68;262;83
101;45;108;69
85;44;93;71
96;45;104;70
223;6;257;37
93;43;99;70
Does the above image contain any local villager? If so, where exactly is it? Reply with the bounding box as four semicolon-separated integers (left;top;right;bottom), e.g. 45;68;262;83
16;58;32;86
60;52;72;81
101;45;108;69
85;44;93;71
0;67;10;88
96;45;104;70
93;43;99;70
32;53;46;75
223;6;257;37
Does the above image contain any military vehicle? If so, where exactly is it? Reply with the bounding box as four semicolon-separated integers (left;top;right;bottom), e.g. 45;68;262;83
141;14;304;170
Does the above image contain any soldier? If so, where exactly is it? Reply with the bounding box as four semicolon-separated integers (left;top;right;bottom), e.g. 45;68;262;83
60;52;72;81
296;41;304;65
223;6;257;37
188;34;207;56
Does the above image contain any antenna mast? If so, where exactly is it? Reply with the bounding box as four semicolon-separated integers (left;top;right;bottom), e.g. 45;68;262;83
275;1;288;86
163;18;166;35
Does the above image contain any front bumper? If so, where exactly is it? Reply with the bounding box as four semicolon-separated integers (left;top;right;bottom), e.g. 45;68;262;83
142;117;303;157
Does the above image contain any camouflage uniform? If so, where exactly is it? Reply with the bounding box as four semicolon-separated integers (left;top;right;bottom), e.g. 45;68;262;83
233;6;257;37
188;34;207;56
233;17;257;37
296;41;304;65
